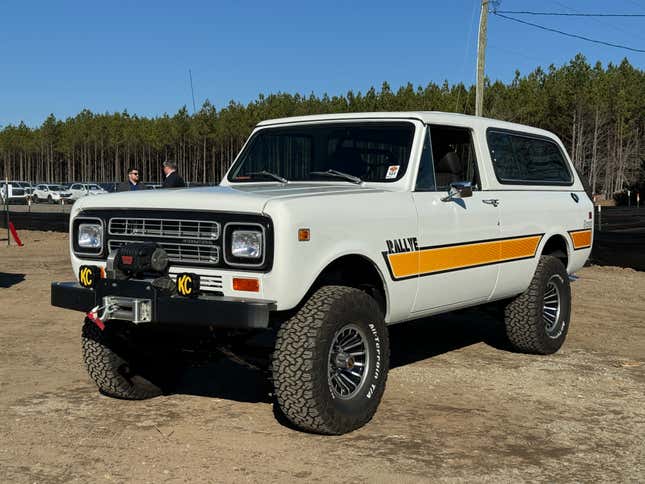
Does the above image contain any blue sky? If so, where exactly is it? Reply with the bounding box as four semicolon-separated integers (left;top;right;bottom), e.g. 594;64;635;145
1;0;643;127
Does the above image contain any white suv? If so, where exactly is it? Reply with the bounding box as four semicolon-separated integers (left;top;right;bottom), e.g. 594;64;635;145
67;183;108;200
0;181;28;204
52;112;593;435
33;184;71;203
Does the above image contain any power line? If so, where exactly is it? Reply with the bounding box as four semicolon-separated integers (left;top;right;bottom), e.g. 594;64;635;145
491;12;645;53
494;10;645;17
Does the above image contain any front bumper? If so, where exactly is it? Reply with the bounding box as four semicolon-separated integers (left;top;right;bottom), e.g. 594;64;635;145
51;279;276;329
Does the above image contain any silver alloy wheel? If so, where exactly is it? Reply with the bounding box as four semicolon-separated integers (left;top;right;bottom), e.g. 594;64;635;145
543;276;563;338
327;324;370;399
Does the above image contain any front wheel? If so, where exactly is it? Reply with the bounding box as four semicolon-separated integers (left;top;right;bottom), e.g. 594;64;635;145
82;319;164;399
272;286;390;435
504;256;571;354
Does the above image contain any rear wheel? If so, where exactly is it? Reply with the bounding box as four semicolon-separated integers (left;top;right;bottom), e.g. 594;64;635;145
272;286;389;435
504;256;571;354
82;319;164;399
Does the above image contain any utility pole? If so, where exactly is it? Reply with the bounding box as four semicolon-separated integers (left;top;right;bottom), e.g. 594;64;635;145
189;69;197;114
476;0;489;117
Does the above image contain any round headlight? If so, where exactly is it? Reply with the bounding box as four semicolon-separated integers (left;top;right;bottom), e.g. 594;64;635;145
78;223;103;249
231;230;263;259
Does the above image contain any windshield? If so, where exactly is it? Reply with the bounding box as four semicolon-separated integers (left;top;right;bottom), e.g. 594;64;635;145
89;185;101;190
48;185;62;191
228;122;416;183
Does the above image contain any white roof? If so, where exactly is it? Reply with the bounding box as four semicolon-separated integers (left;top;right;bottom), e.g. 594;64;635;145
257;111;556;139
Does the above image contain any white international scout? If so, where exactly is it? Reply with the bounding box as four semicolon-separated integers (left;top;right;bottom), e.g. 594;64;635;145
51;112;593;434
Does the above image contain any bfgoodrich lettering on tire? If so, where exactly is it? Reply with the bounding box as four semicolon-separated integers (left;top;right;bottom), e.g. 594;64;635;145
82;319;163;399
504;255;571;355
272;285;390;435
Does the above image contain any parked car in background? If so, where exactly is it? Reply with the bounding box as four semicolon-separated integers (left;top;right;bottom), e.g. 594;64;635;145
17;181;34;198
0;181;28;204
33;184;73;203
67;183;108;200
88;183;108;195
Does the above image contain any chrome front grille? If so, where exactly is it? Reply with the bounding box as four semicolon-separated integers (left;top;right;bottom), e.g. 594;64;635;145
108;239;220;265
109;217;220;240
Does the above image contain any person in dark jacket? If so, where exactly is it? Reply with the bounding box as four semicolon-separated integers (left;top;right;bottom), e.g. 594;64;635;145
117;168;144;192
162;160;186;188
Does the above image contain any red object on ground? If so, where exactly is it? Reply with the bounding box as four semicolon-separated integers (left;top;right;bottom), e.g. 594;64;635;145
8;222;23;246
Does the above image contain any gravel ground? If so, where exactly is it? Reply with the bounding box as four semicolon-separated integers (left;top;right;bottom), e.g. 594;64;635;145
0;231;643;483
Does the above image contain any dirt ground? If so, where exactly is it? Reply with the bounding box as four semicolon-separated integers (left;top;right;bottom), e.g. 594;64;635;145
1;231;643;483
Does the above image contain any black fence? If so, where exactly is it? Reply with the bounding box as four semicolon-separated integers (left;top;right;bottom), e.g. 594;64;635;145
1;210;70;232
591;206;645;271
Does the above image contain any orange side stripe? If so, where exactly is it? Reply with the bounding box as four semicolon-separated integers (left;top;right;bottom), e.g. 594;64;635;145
387;235;542;279
388;251;419;279
418;239;500;275
570;229;592;249
499;235;542;261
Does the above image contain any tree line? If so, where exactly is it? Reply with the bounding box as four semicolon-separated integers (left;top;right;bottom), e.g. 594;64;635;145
0;53;643;197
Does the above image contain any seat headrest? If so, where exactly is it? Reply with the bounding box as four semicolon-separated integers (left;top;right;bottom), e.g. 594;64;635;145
435;151;463;175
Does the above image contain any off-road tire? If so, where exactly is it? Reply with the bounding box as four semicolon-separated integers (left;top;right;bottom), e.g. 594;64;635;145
81;319;163;399
272;285;389;435
504;255;571;354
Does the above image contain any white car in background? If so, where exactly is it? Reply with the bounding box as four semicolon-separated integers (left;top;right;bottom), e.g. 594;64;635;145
0;181;28;204
67;183;108;200
33;184;72;203
16;181;34;198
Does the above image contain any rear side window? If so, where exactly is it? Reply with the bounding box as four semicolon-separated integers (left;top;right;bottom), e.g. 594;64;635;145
487;130;572;185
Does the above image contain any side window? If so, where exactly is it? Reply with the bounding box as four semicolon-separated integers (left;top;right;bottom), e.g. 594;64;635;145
488;130;572;184
415;128;436;191
71;184;80;190
429;125;480;191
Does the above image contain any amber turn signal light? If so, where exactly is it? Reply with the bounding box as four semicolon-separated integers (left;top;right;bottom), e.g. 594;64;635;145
233;277;260;292
298;228;310;241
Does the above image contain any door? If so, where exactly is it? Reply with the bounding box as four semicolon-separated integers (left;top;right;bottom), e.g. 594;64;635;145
411;125;501;312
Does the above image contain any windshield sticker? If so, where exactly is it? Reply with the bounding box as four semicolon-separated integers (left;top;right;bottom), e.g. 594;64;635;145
385;165;400;179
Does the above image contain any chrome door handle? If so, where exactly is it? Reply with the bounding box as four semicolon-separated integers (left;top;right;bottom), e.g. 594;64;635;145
482;199;500;207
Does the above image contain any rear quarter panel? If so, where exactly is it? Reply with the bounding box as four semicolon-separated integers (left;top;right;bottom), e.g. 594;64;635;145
473;123;593;299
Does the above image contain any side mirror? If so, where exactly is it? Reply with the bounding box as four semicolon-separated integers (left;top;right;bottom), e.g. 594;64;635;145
441;181;473;202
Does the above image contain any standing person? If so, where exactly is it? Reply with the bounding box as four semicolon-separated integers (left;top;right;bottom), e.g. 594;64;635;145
162;160;186;188
117;168;144;192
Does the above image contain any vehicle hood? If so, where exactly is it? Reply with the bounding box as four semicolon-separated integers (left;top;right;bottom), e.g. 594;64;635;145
72;183;388;216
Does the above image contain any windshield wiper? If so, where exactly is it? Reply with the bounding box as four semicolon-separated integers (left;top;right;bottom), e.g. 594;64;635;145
246;170;288;184
309;169;362;184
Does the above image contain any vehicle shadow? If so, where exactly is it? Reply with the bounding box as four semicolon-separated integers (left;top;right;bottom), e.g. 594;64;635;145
389;307;512;369
169;356;272;404
0;272;26;288
166;306;512;404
